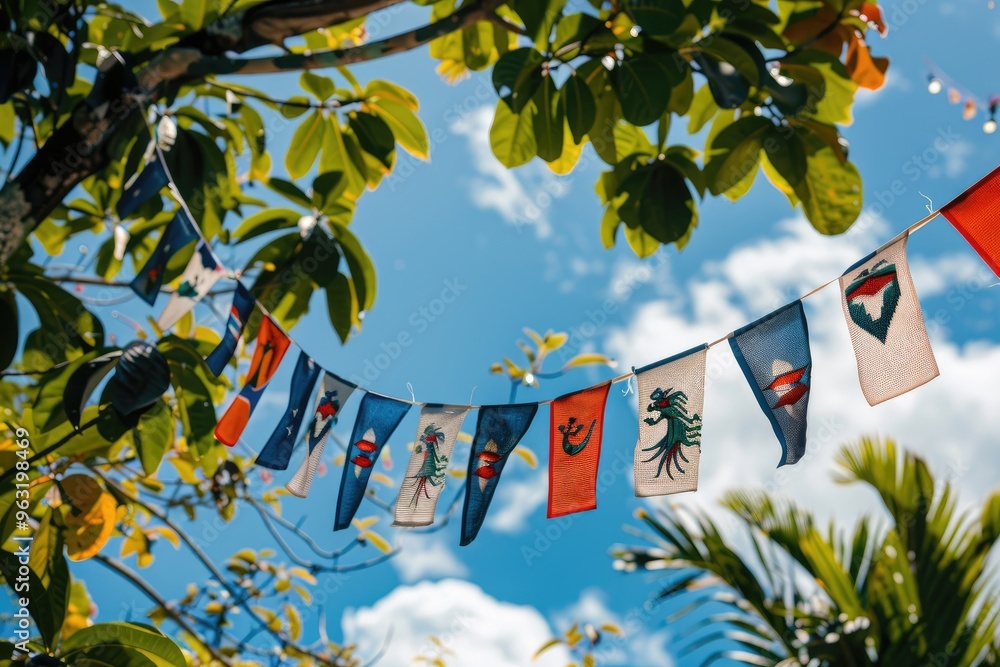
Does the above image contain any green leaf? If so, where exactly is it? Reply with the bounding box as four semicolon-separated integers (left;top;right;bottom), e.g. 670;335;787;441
279;96;312;119
613;54;678;126
59;622;187;667
133;400;174;477
687;84;719;133
265;178;311;209
624;0;686;37
363;79;419;110
492;47;546;113
322;117;367;198
532;76;563;162
637;163;697;244
62;349;122;430
326;272;356;343
703;115;771;197
562;72;597;144
233;208;302;243
783;50;856;125
33;348;114;433
368;99;429;160
698;36;762;86
349;111;395;170
796;132;862;235
286;110;326;179
0;288;17;371
300;71;336;101
511;0;568;47
330;222;376;314
489;99;536;168
311;171;349;215
1;542;68;652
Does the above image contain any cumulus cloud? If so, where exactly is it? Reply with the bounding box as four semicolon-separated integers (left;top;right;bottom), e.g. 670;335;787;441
486;469;548;534
391;532;469;583
341;579;572;666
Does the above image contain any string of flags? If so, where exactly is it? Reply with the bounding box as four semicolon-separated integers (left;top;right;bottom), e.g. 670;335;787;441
118;146;1000;545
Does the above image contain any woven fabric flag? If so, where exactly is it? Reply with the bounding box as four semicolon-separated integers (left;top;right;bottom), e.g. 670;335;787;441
730;302;812;467
333;393;411;530
633;344;707;497
117;158;169;218
548;384;610;518
156;241;226;330
205;283;255;376
214;317;290;447
393;405;469;527
941;165;1000;278
287;373;358;498
839;235;939;405
255;353;320;470
130;212;198;306
460;403;538;546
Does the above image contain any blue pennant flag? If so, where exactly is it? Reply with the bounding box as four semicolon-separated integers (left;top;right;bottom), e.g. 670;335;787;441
333;393;411;531
460;403;538;546
117;158;169;219
205;283;256;376
130;211;198;306
255;352;320;470
729;301;812;467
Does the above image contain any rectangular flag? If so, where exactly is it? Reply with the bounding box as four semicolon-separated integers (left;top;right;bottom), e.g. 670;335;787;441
393;405;469;527
333;393;411;530
130;211;198;306
839;235;939;405
287;373;358;498
156;241;226;330
633;344;707;497
941;165;1000;278
117;158;169;219
461;403;538;546
255;352;320;470
548;384;610;518
214;316;290;447
205;283;255;376
729;301;812;467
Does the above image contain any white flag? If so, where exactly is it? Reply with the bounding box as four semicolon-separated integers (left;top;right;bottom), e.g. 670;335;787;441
157;241;225;330
286;373;357;498
839;234;938;406
634;345;707;497
392;405;468;527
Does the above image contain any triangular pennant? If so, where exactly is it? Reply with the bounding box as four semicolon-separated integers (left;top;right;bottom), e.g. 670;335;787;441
156;241;226;330
117;158;169;219
548;384;610;518
130;212;198;306
633;344;707;497
393;405;469;527
942;166;1000;278
286;373;358;498
333;393;411;530
839;235;939;405
205;283;255;376
729;302;812;467
214;316;290;447
460;403;538;546
255;352;320;470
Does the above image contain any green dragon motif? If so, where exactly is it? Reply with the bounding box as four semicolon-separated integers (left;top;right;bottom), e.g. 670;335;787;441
558;416;596;456
642;387;702;479
409;423;448;506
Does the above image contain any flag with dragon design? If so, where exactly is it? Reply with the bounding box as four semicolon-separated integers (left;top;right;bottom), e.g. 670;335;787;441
548;383;610;517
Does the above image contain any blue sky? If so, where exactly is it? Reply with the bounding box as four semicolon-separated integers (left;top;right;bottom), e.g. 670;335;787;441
7;1;1000;665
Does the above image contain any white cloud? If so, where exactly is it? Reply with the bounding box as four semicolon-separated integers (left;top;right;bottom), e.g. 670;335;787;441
926;138;974;180
450;106;570;238
605;215;1000;524
341;579;572;667
486;469;548;534
391;532;469;583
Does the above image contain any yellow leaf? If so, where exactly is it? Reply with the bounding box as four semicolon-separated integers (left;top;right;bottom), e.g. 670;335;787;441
512;446;538;469
457;432;473;443
352;516;379;531
147;526;180;549
561;354;616;371
289;566;317;584
600;623;624;636
361;530;392;554
447;468;467;478
370;472;394;487
543;331;568;350
61;475;117;562
283;603;302;641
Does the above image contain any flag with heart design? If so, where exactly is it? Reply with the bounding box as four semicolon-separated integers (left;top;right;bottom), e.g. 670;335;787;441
839;234;938;405
548;384;610;518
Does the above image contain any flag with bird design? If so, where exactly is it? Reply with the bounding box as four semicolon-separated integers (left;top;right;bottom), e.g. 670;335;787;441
730;302;812;467
548;384;610;518
255;353;320;470
287;372;358;498
633;344;707;497
393;405;469;527
839;234;938;405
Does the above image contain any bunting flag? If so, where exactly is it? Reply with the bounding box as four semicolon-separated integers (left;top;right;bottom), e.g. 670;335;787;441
941;165;1000;278
460;403;538;546
548;384;610;518
214;317;291;447
130;212;198;306
633;344;707;497
333;393;411;531
730;302;812;467
117;158;169;219
839;236;939;405
287;373;358;498
255;353;320;470
205;283;255;376
156;241;226;330
393;405;469;527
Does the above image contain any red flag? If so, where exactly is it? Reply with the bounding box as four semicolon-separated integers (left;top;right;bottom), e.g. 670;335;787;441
215;316;290;447
942;166;1000;278
548;383;610;518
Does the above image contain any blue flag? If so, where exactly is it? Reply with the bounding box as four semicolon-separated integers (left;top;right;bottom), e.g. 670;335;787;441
333;393;411;531
130;211;198;306
117;158;169;218
729;301;812;467
255;352;320;470
205;283;255;376
460;403;538;546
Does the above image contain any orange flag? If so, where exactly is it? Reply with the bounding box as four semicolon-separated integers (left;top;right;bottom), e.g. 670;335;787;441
942;166;1000;278
548;383;610;518
215;316;290;447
